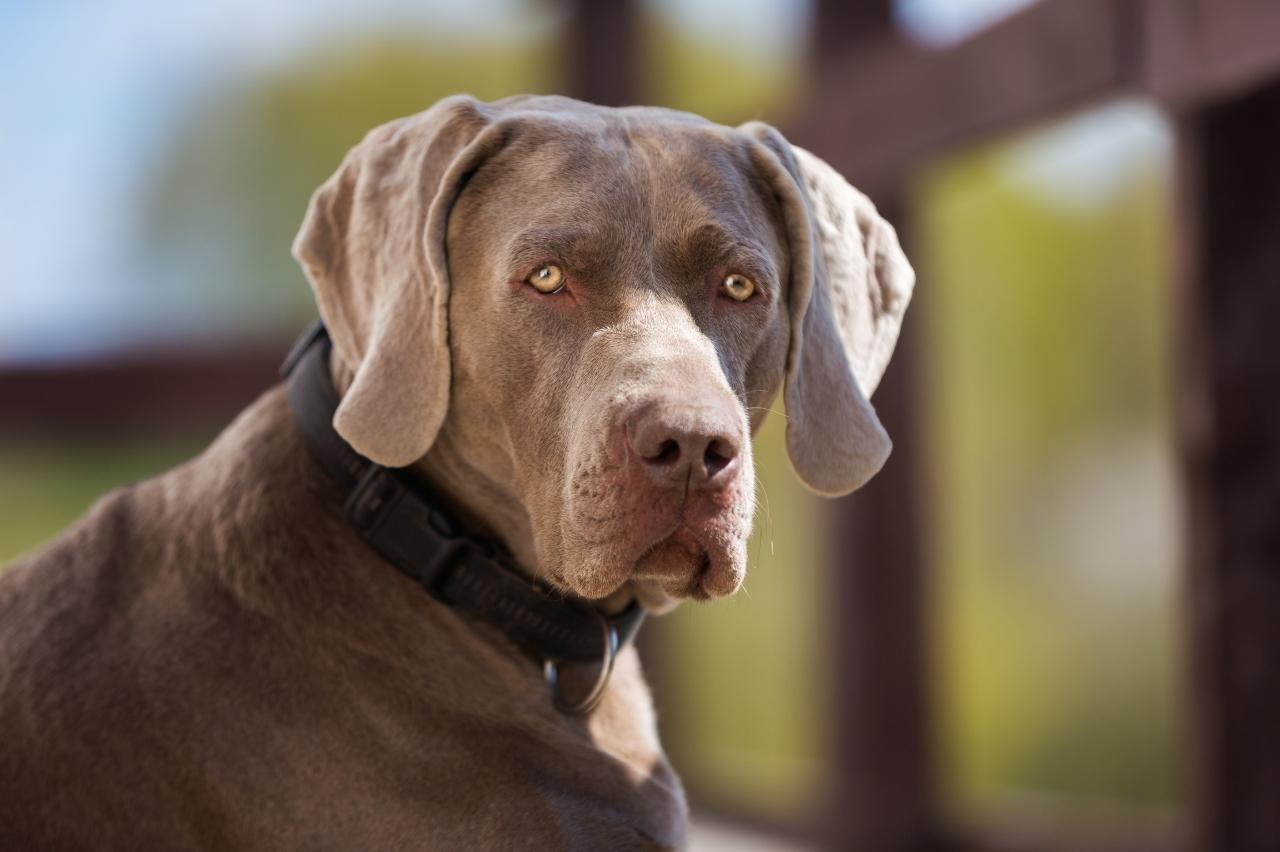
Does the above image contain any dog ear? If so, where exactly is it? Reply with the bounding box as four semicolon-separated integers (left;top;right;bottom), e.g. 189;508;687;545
740;123;916;496
292;95;503;467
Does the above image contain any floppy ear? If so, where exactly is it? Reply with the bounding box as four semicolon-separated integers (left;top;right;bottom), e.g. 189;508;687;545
292;95;504;467
740;123;916;496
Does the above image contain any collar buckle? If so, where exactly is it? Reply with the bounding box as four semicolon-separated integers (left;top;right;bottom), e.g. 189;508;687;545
345;464;463;596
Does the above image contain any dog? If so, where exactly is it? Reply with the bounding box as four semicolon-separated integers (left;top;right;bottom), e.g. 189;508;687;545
0;94;913;850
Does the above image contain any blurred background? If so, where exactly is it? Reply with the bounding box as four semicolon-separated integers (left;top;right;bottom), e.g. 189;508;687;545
4;1;1278;850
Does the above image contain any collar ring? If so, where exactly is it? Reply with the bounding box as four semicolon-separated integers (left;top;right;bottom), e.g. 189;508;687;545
544;607;619;715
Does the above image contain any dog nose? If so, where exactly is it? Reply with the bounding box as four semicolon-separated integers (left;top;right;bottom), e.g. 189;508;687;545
627;405;741;489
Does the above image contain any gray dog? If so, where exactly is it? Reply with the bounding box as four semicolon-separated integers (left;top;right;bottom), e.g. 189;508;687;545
0;95;913;850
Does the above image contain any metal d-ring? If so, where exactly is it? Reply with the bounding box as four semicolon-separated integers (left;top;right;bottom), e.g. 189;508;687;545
544;609;619;715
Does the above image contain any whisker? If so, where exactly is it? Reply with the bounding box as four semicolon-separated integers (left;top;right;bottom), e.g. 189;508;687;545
754;476;776;560
745;406;789;421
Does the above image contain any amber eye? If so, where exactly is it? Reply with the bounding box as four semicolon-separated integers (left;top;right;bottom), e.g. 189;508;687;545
527;264;565;294
721;273;755;302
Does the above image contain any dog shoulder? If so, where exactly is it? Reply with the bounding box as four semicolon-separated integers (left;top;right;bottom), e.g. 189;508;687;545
0;482;206;845
0;482;149;668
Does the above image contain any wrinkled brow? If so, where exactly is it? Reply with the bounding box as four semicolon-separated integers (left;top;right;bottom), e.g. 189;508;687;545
666;222;779;287
504;225;625;277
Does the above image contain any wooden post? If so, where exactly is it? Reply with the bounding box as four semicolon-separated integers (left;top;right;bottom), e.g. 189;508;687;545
565;0;639;107
807;3;938;849
1175;81;1280;852
824;205;938;851
812;0;893;65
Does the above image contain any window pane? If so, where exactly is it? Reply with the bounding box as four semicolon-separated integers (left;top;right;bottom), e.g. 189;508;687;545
916;101;1183;814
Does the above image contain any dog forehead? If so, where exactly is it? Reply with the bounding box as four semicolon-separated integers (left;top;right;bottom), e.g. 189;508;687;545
489;94;716;137
477;105;776;242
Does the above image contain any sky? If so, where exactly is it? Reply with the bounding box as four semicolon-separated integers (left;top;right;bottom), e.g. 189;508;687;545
0;0;558;361
896;0;1037;44
0;0;1169;363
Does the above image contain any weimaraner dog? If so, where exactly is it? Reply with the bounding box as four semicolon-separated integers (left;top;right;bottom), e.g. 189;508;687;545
0;95;913;850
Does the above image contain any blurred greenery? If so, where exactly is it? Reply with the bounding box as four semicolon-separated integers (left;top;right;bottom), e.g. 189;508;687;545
138;31;563;338
916;105;1182;813
0;437;208;565
643;13;802;125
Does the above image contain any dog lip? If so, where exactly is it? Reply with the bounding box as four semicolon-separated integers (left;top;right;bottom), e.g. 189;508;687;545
697;557;742;598
630;523;695;579
633;522;741;601
689;549;717;600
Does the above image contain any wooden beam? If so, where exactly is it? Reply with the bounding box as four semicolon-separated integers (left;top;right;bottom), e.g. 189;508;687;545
565;0;640;107
0;346;281;438
812;0;894;63
946;800;1181;852
1175;81;1280;852
797;0;1136;194
1144;0;1280;106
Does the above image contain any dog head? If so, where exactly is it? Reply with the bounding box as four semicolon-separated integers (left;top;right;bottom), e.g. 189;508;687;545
293;95;913;608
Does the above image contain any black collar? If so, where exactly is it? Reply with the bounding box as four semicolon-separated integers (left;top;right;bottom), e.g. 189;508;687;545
281;321;645;714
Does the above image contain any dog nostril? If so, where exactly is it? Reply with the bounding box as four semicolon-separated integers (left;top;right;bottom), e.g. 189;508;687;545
703;438;735;478
648;439;681;466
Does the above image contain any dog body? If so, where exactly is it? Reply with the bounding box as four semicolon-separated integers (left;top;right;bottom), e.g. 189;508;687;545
0;391;682;850
0;96;912;850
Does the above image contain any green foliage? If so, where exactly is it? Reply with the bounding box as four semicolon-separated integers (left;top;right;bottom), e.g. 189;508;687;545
642;13;802;126
0;437;206;565
137;30;563;336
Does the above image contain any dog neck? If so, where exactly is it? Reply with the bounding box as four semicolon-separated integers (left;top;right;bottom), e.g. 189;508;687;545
327;348;638;616
288;333;647;715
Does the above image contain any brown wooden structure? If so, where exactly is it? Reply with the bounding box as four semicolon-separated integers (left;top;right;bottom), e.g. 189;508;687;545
3;2;1278;850
796;2;1280;851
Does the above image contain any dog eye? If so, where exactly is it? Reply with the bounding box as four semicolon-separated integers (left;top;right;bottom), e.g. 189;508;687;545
527;264;566;294
720;273;755;302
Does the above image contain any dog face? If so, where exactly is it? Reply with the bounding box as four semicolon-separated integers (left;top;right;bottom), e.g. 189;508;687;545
293;96;913;608
444;115;787;603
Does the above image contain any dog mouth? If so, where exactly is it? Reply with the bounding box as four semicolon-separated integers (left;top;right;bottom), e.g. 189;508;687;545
633;525;739;601
553;470;752;602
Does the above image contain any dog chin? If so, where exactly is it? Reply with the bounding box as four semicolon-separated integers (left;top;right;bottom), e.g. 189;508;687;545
632;527;743;603
553;524;745;608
